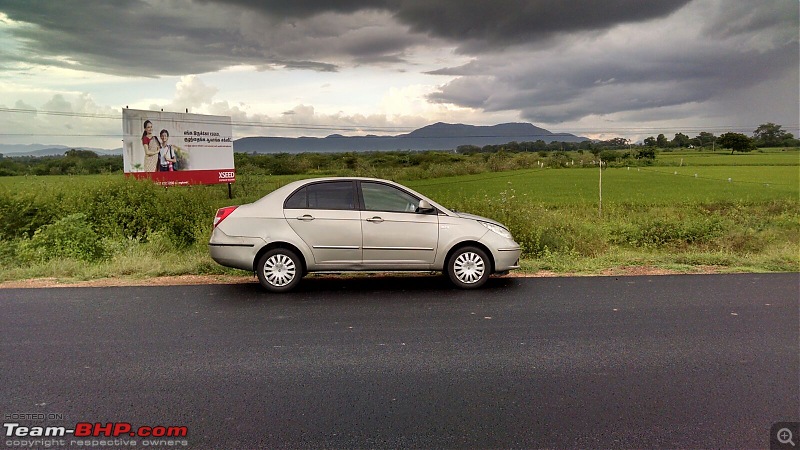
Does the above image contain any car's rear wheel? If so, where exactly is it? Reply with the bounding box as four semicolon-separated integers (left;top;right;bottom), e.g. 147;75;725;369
256;248;302;293
446;246;490;289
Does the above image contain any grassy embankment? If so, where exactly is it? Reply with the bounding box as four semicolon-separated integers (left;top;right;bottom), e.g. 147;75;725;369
0;148;797;282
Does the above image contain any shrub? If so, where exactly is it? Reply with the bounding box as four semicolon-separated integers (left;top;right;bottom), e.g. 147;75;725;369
17;213;105;262
612;216;725;248
0;194;59;240
87;178;163;240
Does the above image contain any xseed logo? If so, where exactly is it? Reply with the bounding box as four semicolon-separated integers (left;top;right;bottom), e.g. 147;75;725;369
218;171;235;181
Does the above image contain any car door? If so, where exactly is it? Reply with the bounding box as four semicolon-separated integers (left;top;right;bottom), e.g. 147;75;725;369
359;181;439;268
283;180;362;267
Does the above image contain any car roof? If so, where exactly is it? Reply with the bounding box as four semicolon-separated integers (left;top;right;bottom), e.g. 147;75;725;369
258;177;454;215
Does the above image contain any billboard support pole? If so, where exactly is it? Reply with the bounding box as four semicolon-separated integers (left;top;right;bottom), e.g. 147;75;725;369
228;182;232;199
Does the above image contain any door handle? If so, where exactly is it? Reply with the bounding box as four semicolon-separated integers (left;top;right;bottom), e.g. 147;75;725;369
297;214;315;221
366;216;383;223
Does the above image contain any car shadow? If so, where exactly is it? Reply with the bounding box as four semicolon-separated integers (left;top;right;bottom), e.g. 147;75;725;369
213;273;519;298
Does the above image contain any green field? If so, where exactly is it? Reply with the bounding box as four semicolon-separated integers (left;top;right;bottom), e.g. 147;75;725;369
405;166;798;207
657;149;800;166
0;149;798;282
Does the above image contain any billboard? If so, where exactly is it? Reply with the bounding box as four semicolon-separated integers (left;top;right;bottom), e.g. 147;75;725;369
122;109;234;185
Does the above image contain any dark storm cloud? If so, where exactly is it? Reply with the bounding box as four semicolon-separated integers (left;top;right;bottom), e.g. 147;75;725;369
0;0;269;76
203;0;693;47
1;0;797;129
429;40;799;123
0;0;696;76
426;0;799;124
391;0;693;50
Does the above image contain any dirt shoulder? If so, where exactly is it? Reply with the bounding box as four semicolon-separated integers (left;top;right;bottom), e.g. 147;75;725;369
0;266;724;289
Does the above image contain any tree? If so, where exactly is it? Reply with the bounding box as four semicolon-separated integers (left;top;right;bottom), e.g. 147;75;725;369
672;133;690;148
753;123;790;147
456;145;481;154
695;131;716;149
718;132;755;155
753;122;786;147
64;149;99;158
643;136;657;147
656;134;668;148
604;137;628;148
636;148;656;159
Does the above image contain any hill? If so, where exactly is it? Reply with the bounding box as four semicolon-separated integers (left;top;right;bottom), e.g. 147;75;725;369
0;123;587;156
0;144;122;157
233;122;588;153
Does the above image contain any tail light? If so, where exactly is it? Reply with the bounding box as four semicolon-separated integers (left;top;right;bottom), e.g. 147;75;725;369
213;206;238;228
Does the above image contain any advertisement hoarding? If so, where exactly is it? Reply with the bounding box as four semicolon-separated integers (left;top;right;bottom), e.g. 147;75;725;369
122;109;234;185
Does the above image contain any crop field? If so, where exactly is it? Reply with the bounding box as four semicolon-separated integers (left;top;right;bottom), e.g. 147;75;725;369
0;148;797;282
405;165;799;207
657;149;800;166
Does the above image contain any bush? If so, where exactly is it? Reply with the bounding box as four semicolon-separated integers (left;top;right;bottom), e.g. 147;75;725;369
612;216;724;248
87;178;163;241
0;194;59;240
17;213;105;262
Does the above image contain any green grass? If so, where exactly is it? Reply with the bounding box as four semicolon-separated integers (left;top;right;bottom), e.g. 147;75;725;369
1;149;798;283
657;148;800;166
405;166;798;207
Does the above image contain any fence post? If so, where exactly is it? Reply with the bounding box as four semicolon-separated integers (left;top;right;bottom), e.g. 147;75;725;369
599;158;603;218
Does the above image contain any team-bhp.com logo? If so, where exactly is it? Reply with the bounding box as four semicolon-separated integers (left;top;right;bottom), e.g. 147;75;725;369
5;422;187;438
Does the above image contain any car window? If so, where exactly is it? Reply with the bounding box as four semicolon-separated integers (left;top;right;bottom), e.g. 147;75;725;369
284;187;307;209
301;181;355;210
361;182;419;213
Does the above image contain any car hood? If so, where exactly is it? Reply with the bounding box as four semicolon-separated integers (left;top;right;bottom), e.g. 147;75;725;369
454;212;507;229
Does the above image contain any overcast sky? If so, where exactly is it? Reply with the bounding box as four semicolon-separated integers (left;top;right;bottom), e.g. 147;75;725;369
0;0;797;149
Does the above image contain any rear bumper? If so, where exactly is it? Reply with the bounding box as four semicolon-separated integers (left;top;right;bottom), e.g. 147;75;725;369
208;228;264;271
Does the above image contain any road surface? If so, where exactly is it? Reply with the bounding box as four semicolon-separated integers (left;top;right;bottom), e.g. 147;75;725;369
1;273;798;448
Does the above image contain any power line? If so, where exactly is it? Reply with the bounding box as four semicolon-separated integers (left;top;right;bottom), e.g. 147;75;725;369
0;134;122;137
2;107;795;138
0;107;416;133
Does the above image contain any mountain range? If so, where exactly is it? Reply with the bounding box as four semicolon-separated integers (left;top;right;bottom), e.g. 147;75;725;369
0;122;589;156
234;122;589;153
0;144;122;157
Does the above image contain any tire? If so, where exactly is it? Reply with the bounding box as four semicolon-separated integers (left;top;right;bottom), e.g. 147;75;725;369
256;248;302;293
446;246;491;289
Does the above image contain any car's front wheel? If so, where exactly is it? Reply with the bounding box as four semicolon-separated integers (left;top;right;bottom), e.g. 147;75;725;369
256;248;302;293
446;246;490;289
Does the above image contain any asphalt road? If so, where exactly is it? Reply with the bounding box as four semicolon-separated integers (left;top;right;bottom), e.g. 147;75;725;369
1;274;798;449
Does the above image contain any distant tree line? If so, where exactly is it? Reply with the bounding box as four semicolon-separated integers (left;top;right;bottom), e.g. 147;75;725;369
0;122;796;176
641;122;798;152
0;149;123;176
455;137;654;157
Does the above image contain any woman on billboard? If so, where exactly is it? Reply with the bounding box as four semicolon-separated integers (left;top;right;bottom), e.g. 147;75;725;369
141;120;161;172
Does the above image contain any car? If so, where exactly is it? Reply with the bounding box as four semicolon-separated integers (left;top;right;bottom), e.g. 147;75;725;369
209;177;521;292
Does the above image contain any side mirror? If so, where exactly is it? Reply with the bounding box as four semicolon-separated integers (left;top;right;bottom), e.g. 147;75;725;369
417;199;435;214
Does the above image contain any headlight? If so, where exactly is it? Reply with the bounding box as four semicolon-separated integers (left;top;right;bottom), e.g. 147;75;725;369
479;221;513;239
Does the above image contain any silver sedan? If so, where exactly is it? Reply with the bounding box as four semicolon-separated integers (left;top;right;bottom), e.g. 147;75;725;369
209;177;521;292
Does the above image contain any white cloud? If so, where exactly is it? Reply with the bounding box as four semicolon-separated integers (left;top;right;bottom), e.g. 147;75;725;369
0;0;797;149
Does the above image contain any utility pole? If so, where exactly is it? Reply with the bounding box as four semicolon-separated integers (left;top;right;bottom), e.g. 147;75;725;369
598;158;603;218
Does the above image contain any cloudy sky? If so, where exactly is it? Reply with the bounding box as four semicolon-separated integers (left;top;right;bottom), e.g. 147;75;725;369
0;0;797;149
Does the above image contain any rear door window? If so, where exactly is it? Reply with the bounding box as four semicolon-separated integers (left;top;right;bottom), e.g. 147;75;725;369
284;187;307;209
304;181;356;210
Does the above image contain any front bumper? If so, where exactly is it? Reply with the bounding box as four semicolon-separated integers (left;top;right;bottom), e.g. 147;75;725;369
479;231;521;272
